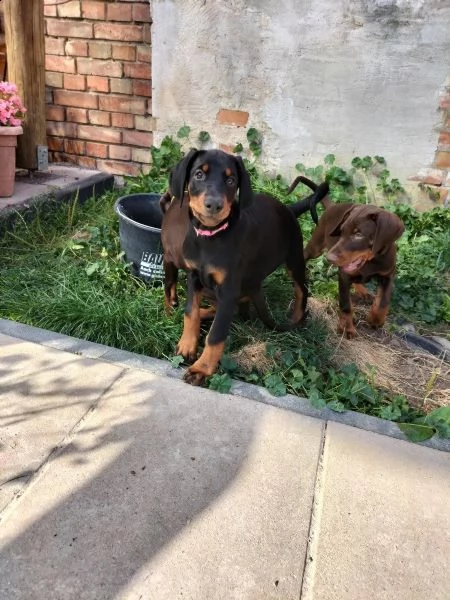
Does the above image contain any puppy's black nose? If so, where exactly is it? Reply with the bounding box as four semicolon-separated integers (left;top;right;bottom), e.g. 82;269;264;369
204;196;224;213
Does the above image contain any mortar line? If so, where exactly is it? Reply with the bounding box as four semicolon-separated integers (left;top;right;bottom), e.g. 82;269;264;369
0;367;128;525
299;420;330;600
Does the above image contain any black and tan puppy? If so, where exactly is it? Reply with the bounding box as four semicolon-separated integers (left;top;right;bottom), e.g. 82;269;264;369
161;149;329;385
303;202;404;338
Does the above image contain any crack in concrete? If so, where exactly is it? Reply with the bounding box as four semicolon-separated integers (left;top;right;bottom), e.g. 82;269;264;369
299;420;329;600
0;368;127;525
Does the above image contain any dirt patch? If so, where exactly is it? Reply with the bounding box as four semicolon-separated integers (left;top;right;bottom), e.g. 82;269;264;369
232;298;449;412
309;298;449;411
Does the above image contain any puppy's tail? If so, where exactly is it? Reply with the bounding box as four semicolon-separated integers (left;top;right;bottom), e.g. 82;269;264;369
288;175;331;224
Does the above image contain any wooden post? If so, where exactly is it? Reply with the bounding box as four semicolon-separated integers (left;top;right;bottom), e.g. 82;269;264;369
3;0;46;170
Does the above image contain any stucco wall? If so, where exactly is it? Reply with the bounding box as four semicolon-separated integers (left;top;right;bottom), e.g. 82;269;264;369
152;0;450;180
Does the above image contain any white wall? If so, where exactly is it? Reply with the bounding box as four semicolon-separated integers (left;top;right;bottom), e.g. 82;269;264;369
152;0;450;180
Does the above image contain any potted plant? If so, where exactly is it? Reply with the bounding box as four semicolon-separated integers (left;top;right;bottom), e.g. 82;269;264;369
0;81;26;197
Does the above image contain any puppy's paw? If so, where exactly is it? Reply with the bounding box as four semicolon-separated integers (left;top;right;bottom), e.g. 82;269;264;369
367;310;386;328
183;369;206;386
176;338;197;364
337;314;357;339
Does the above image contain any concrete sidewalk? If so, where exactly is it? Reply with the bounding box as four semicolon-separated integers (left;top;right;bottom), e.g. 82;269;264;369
0;325;449;600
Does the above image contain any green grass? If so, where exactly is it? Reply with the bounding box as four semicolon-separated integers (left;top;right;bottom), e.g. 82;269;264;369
0;138;449;442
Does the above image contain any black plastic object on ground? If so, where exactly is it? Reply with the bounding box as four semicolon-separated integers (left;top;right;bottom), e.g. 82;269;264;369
115;193;164;284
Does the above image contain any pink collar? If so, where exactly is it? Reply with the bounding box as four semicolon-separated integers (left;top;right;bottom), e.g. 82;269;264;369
194;221;229;237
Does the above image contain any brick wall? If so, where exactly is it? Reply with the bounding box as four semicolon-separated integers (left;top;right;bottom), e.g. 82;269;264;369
44;0;152;176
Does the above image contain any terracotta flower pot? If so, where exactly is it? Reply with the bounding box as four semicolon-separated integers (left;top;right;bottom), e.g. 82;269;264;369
0;126;23;197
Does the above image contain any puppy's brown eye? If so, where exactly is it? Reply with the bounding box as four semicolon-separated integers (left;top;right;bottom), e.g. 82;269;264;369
226;176;236;186
194;170;206;181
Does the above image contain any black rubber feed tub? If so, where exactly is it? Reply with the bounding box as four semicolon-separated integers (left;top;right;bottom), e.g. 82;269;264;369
115;193;164;284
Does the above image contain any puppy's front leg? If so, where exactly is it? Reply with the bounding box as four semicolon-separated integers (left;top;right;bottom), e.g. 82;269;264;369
184;286;237;386
176;272;202;363
337;270;357;339
367;275;394;328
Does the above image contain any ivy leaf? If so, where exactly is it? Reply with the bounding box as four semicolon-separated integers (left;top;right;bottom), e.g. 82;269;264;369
177;125;191;139
85;262;100;276
169;355;184;368
327;400;346;413
324;154;335;165
208;373;232;393
309;388;326;410
198;130;211;143
264;374;286;397
233;142;244;153
379;404;402;421
220;354;238;372
398;423;435;443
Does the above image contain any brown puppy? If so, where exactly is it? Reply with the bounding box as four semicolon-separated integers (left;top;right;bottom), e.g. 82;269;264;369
304;203;404;338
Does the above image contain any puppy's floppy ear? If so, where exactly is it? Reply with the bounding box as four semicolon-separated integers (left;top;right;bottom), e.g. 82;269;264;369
170;148;200;204
328;206;355;237
372;210;405;255
234;155;253;209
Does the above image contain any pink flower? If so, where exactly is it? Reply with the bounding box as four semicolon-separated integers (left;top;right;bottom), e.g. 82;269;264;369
0;81;26;127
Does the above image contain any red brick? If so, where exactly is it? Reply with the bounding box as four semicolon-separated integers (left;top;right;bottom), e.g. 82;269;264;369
46;72;64;87
96;159;141;176
107;2;132;21
65;40;89;57
435;151;450;169
78;125;122;144
142;24;151;44
53;90;99;109
134;115;155;131
86;142;108;158
57;1;81;18
132;3;151;22
110;78;133;95
46;105;66;121
46;19;93;39
99;95;146;114
219;143;235;154
136;46;151;63
64;74;86;91
94;23;143;42
109;145;132;160
45;37;65;56
81;0;106;20
44;5;57;17
131;148;151;163
216;109;249;127
111;112;134;128
112;44;136;61
87;75;109;93
438;131;450;146
77;58;123;77
88;110;111;126
64;139;86;155
123;62;151;79
66;107;89;123
133;79;151;97
46;121;78;138
122;130;153;147
45;55;76;74
77;156;97;169
439;93;450;110
47;137;65;152
88;42;112;59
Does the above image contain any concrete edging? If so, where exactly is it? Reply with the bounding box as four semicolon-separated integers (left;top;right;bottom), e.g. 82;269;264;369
1;318;448;453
